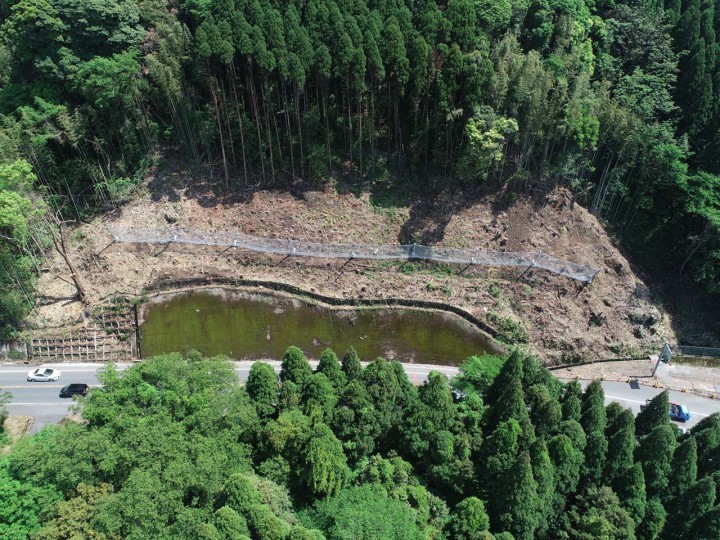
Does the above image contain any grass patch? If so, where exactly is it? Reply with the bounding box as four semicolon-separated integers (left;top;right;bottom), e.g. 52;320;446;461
486;311;529;345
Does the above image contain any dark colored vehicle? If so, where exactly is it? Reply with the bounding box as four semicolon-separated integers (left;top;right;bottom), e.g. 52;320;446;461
59;383;89;398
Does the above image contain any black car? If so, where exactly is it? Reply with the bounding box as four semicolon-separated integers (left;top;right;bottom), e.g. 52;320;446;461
59;383;89;398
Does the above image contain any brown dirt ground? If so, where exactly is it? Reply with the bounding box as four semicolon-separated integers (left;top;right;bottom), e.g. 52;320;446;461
28;163;676;365
1;415;33;452
553;358;720;397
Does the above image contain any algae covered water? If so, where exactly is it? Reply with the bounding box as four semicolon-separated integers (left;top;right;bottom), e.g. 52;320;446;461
139;289;494;365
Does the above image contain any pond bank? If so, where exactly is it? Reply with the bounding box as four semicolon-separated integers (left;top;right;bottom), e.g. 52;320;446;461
138;285;504;365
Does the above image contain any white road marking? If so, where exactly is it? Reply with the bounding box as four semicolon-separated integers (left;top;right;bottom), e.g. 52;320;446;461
0;369;100;373
605;394;647;405
8;403;72;406
1;385;64;388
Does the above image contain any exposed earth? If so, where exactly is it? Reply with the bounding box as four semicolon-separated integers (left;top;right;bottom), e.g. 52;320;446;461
29;161;677;365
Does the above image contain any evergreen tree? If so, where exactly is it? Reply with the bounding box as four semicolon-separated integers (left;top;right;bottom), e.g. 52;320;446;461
224;474;262;513
606;408;635;438
663;476;716;539
689;504;720;540
198;523;224;540
561;389;582;422
605;402;624;428
665;437;698;503
280;346;313;386
558;419;588;453
562;379;583;402
636;424;676;498
215;506;251;539
341;346;363;381
530;438;555;536
566;486;637;540
246;505;291;540
446;497;491;540
479;418;521;498
391;361;418;409
579;381;608;487
635;391;670;438
548;433;583;503
487;379;534;445
484;350;522;408
580;380;607;435
361;358;406;449
638;498;666;540
493;452;540;540
526;383;562;436
693;413;720;473
331;379;377;462
582;431;609;488
301;372;336;421
246;362;279;418
278;380;301;411
300;423;349;498
615;462;647;526
316;348;345;390
418;371;457;432
605;425;636;485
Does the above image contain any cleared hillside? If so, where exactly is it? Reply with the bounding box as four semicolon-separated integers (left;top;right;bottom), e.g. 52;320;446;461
29;164;675;365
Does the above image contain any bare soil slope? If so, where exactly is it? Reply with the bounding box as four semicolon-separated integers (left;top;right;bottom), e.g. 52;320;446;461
30;164;675;364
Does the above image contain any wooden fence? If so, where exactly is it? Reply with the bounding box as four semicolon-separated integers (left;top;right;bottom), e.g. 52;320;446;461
29;330;135;362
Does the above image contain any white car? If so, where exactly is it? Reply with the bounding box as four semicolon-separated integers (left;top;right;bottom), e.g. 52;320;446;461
27;367;62;382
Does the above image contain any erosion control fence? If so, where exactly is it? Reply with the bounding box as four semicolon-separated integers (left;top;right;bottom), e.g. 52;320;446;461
677;345;720;359
107;226;601;283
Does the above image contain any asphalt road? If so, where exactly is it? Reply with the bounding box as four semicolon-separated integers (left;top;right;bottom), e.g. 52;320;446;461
2;363;719;433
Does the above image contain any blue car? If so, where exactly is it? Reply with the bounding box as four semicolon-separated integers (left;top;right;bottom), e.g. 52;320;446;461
641;399;691;422
669;402;691;422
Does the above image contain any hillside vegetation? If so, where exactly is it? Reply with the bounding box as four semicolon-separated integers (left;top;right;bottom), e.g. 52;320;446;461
0;0;719;337
2;349;720;539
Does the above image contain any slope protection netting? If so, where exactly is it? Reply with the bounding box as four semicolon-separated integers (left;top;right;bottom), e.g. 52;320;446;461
106;226;601;283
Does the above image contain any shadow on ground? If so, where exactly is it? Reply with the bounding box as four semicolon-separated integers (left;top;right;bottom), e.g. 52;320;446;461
146;153;320;208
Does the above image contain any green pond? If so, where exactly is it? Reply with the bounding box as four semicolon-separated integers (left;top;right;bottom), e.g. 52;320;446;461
139;289;495;365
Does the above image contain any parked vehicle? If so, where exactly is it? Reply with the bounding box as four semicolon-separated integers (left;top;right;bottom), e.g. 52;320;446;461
59;383;89;398
27;367;61;382
641;399;691;422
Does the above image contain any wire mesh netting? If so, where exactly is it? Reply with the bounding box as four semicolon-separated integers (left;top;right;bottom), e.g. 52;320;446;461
107;226;601;283
678;346;720;359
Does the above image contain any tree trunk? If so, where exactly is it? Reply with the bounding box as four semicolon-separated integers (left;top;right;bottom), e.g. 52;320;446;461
230;61;248;185
295;84;304;178
247;57;266;182
358;93;363;176
282;84;295;179
50;218;89;306
210;78;230;190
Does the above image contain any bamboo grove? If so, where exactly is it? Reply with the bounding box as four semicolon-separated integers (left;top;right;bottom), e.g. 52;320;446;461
0;0;719;333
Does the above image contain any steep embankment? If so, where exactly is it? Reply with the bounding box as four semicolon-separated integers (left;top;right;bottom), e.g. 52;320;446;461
30;165;675;364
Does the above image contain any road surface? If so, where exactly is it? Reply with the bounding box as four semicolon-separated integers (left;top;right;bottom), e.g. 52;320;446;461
1;363;718;432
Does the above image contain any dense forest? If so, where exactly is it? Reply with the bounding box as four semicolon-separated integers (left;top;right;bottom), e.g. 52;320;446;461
2;348;720;539
1;0;720;335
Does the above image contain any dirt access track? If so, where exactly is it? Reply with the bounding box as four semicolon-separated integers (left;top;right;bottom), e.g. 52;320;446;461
31;162;676;365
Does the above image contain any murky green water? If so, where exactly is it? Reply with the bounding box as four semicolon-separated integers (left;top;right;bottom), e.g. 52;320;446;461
139;289;495;365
